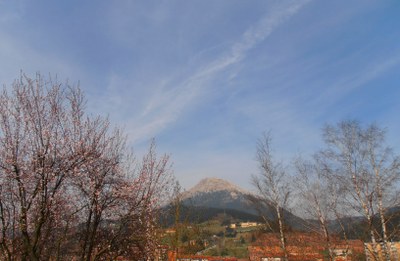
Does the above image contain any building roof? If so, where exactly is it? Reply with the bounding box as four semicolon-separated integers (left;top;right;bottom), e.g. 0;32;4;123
248;232;364;261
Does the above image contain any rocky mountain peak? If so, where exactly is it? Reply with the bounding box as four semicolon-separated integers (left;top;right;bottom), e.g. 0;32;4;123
183;177;248;197
179;177;255;216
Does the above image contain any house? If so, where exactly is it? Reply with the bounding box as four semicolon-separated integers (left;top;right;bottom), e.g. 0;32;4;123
248;233;364;261
240;222;259;228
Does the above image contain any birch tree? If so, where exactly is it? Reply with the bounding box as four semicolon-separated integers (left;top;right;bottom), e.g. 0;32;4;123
321;120;400;261
295;156;352;260
250;133;290;261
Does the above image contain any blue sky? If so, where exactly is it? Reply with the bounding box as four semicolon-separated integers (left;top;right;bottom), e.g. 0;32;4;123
1;0;400;190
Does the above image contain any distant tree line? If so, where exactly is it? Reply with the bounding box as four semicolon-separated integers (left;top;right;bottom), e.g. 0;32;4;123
0;74;173;261
251;121;400;261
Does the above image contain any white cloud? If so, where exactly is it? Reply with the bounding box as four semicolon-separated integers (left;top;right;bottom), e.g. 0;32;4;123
121;0;312;144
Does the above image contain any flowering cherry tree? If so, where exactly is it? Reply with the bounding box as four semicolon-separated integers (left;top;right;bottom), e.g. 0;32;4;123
0;73;173;261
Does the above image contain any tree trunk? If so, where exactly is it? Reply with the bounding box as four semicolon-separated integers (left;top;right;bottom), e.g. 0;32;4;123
276;205;288;261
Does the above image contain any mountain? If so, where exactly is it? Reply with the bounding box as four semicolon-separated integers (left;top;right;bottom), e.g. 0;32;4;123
175;177;306;230
183;177;249;196
159;178;261;226
181;177;255;215
328;207;400;241
164;177;400;237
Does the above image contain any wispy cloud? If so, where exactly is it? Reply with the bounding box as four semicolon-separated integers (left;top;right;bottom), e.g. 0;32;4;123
311;52;400;116
125;0;312;143
1;1;399;190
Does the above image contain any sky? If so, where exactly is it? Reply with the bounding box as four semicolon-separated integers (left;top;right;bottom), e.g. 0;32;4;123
0;0;400;191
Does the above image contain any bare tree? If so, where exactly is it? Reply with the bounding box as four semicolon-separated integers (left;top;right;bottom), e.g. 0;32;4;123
250;132;290;261
295;156;353;260
294;157;334;259
320;120;400;261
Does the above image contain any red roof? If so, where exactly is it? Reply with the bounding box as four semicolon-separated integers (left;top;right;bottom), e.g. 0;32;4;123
248;232;364;261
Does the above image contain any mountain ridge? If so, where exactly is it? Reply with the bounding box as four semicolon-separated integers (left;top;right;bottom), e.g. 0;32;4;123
179;177;306;230
180;177;256;216
182;177;251;200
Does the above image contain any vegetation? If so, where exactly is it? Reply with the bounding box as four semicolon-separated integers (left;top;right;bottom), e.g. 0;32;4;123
160;121;400;260
251;121;400;261
1;74;400;260
0;73;173;260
